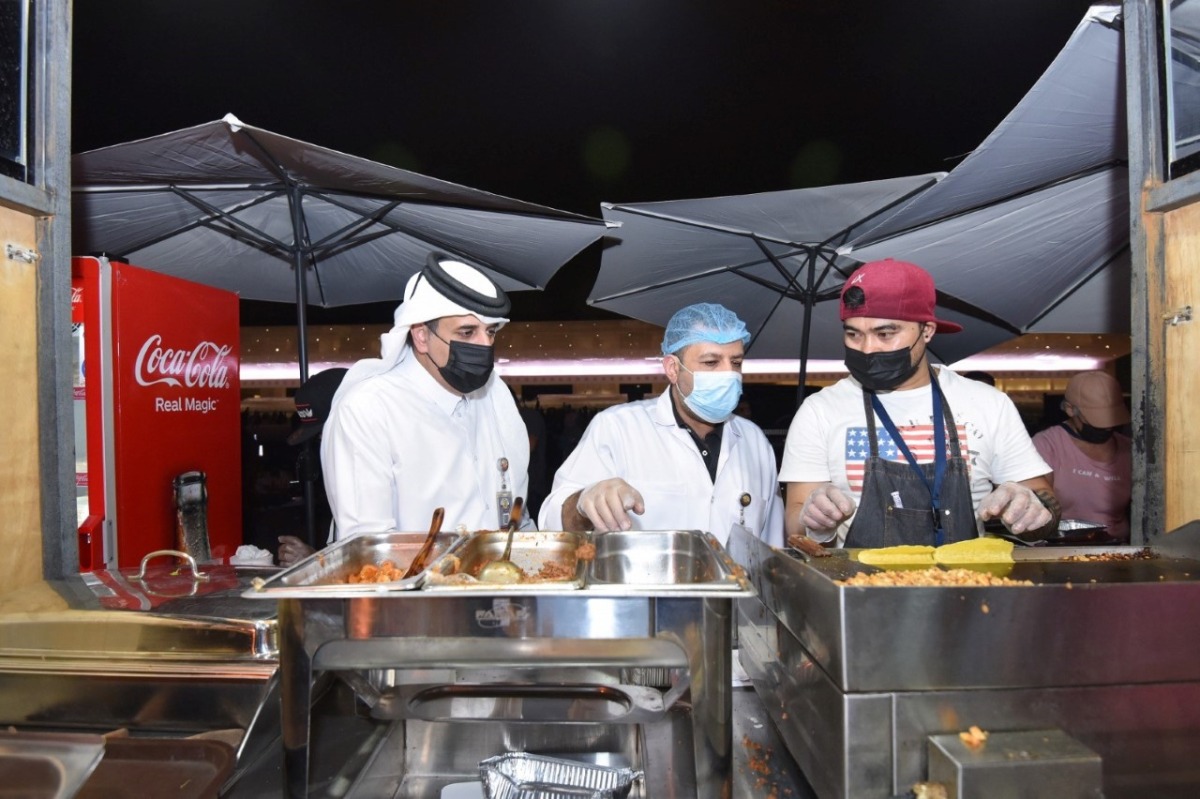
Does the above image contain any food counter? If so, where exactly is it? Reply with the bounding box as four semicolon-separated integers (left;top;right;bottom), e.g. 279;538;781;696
246;528;754;799
729;523;1200;799
15;520;1197;798
0;557;281;797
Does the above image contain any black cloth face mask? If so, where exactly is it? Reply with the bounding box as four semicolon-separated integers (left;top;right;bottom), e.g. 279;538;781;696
1062;418;1115;444
429;328;495;394
844;343;922;392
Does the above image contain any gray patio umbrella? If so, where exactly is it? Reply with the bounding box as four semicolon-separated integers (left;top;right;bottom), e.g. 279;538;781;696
72;114;611;380
589;173;1025;392
72;114;609;546
848;5;1131;338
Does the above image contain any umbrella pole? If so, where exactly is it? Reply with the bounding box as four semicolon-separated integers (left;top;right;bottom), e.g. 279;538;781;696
797;253;818;406
289;185;319;548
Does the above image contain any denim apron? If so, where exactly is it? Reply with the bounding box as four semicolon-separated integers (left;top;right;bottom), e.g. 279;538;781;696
844;371;977;548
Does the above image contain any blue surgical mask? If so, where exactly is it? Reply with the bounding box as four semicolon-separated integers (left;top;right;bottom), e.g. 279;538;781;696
676;360;743;423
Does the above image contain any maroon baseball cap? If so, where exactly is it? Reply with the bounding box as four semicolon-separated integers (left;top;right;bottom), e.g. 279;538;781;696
840;258;963;334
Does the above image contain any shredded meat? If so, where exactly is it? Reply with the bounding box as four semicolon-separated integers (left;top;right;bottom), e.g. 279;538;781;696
1064;548;1154;562
534;559;576;580
575;542;596;561
838;567;1032;587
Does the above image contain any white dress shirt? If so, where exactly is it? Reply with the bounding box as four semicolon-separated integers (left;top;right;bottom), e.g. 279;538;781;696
321;349;530;538
538;390;784;548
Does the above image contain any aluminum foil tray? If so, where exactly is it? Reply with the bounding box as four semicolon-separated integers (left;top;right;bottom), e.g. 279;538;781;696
244;531;466;597
423;531;589;592
479;753;640;799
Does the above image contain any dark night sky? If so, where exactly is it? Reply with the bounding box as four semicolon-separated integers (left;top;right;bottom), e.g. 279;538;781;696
71;0;1100;325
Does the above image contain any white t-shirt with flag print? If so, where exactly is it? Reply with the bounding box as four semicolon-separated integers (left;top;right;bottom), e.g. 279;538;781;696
779;366;1050;546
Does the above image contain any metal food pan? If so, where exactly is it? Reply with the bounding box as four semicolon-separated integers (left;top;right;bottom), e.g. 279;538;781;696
480;752;640;799
423;531;589;592
244;531;466;597
586;530;745;591
75;738;235;799
0;731;106;799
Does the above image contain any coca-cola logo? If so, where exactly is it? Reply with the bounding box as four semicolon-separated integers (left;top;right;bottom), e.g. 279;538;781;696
71;286;83;306
134;334;234;389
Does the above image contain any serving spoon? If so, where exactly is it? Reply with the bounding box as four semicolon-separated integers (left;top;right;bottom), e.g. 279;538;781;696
402;507;446;579
478;497;525;584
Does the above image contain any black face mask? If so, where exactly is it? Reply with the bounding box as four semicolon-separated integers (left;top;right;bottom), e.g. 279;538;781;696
1062;419;1115;444
844;343;922;392
429;329;495;394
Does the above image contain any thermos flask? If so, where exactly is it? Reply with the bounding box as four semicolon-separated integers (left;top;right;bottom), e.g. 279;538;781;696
173;470;211;562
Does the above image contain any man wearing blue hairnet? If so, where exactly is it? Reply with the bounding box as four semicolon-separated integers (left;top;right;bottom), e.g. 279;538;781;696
538;303;783;547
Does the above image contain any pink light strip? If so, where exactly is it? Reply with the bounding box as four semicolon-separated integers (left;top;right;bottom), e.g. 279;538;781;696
239;353;1105;383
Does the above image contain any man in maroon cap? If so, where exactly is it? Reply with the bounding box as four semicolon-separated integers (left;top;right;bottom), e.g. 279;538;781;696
780;258;1060;549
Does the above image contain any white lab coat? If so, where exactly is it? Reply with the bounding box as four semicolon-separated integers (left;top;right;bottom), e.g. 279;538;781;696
321;351;530;538
538;390;784;547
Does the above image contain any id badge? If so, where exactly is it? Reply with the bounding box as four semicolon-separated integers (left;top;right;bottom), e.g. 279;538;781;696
496;457;513;528
736;491;752;533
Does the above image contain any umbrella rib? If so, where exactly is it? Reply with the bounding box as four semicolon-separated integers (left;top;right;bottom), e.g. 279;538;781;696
1024;243;1131;330
315;192;548;289
742;242;814;355
236;127;295;186
105;186;293;259
851;162;1125;248
605;203;808;247
748;235;824;301
822;173;945;248
593;252;819;303
933;291;1023;335
175;186;294;249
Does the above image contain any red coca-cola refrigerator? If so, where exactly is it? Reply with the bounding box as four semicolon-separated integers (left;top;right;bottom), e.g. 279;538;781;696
72;256;241;571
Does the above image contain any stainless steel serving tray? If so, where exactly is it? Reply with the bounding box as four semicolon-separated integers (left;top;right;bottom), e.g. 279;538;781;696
245;529;753;600
424;531;589;593
247;530;467;597
587;530;746;593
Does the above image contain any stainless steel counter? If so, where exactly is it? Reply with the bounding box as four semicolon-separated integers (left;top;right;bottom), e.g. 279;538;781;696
729;523;1200;799
247;529;754;799
223;677;820;799
0;562;282;793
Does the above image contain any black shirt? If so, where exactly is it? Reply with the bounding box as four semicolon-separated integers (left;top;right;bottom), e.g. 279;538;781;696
670;393;724;483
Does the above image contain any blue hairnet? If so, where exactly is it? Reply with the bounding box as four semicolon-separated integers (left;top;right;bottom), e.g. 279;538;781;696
661;303;751;355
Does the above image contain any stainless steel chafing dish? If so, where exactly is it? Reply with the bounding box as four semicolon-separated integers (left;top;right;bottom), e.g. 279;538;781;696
424;530;588;591
250;530;467;596
0;561;281;793
729;524;1200;799
246;528;754;799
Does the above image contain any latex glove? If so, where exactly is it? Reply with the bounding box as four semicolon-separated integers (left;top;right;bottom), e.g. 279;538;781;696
578;478;645;532
798;483;856;538
977;482;1051;536
277;535;316;568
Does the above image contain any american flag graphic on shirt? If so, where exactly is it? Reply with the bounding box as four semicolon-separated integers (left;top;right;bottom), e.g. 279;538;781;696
844;423;969;493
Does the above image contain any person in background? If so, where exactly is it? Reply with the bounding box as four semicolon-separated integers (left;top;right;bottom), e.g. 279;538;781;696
1032;371;1132;541
538;303;783;548
781;258;1060;549
282;252;531;566
276;367;347;567
517;397;549;522
963;370;997;387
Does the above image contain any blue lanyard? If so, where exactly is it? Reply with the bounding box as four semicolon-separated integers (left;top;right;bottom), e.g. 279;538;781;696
870;376;948;544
